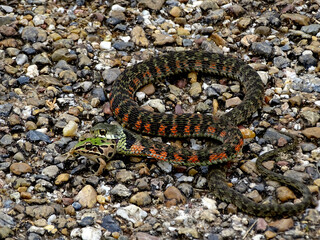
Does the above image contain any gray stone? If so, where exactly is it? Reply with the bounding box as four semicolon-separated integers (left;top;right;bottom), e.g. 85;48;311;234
251;42;273;57
273;56;291;69
301;24;320;35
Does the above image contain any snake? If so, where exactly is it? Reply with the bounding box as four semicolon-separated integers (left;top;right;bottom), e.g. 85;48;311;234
72;51;312;217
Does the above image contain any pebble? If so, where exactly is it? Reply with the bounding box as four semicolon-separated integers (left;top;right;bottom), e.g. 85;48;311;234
81;226;102;240
302;127;320;138
269;218;294;232
10;163;32;175
130;192;152;206
110;184;132;197
164;186;186;206
116;204;147;224
276;186;296;202
74;185;97;208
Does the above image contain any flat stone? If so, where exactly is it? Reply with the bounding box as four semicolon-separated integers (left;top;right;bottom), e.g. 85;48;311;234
281;13;310;26
302;127;320;138
269;218;294;232
138;0;165;10
10;162;32;175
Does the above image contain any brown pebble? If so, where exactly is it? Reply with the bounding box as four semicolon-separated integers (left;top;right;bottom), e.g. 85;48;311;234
265;230;277;239
140;83;155;95
276;186;296;202
64;205;76;216
302;127;320;138
269;218;294;232
10;163;32;175
164;186;186;204
20;192;32;199
74;185;97;208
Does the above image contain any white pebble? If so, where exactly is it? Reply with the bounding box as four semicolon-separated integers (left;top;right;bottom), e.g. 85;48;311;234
100;41;112;50
136;91;146;101
63;121;78;137
26;65;39;78
111;4;126;12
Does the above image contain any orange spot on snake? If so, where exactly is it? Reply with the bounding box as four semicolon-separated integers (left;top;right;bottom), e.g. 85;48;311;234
206;126;216;134
130;144;145;154
158;124;167;136
194;124;201;133
171;124;178;136
176;60;181;69
114;107;120;116
220;131;227;137
235;138;244;152
133;78;140;86
184;125;191;135
195;60;202;68
123;113;129;123
173;153;183;162
188;155;199;163
155;66;162;76
144;123;151;133
135;120;142;130
209;63;216;70
143;71;152;80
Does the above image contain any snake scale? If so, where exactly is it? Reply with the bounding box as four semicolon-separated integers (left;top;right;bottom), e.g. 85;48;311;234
106;51;312;217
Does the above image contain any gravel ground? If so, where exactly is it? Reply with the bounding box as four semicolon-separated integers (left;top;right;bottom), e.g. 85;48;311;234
0;0;320;239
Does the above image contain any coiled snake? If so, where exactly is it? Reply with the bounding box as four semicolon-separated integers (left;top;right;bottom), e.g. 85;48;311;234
71;51;312;217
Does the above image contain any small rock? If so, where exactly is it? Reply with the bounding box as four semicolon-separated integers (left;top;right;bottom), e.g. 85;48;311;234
26;205;55;219
140;83;155;95
138;0;165;10
0;103;13;117
300;110;320;126
131;26;149;47
281;13;310;26
255;26;271;36
301;24;320;35
116;204;147;223
189;82;202;98
26;130;51;143
153;33;175;46
251;42;273;57
276;186;296;202
273;56;290;69
101;215;121;233
81;226;102;240
74;185;97;208
164;186;186;205
110;184;132;197
246;190;262;203
269;218;294;232
130;192;152;206
63;121;78;137
0;134;13;145
299;54;318;69
225;97;242;108
178;228;199;238
10;163;32;175
301;127;320;138
113;41;134;51
116;169;135;182
169;6;181;17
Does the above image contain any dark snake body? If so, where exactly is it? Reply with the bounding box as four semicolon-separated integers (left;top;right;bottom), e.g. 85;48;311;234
109;51;312;216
